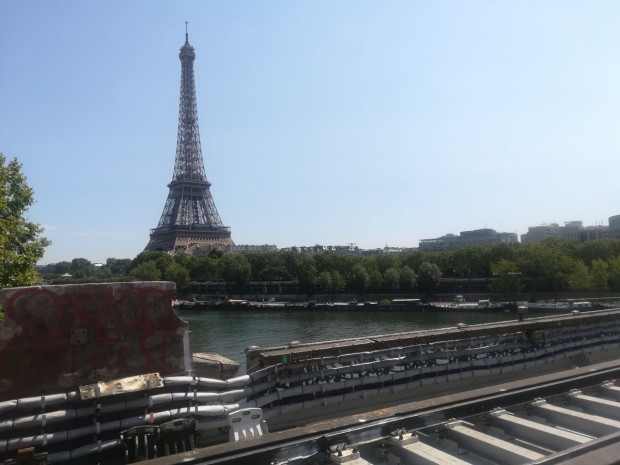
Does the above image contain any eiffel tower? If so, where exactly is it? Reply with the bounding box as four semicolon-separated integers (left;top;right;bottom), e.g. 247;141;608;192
146;27;234;253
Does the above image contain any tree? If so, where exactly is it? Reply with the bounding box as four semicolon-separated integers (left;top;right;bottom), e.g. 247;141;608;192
290;254;317;292
70;258;95;278
218;253;251;288
490;259;523;295
317;271;332;293
164;262;190;292
417;262;442;294
131;251;173;276
368;269;384;292
187;256;218;281
375;254;399;274
330;271;346;293
399;265;417;291
383;267;400;291
607;257;620;292
566;260;590;292
401;251;425;273
106;258;132;276
0;154;50;288
590;259;609;292
130;260;161;281
259;264;291;280
349;263;369;292
53;261;71;275
515;244;573;292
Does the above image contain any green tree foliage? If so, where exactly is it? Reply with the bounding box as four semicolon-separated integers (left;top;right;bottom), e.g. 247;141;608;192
289;254;317;291
163;262;190;292
349;263;369;292
258;264;291;280
314;252;341;274
187;256;218;281
32;237;620;296
330;270;346;292
450;246;491;278
515;244;571;292
106;258;132;275
53;261;71;274
399;265;417;291
70;258;96;278
0;154;50;288
590;259;609;292
130;260;161;281
575;240;620;267
367;269;383;292
566;260;590;292
317;271;332;293
218;253;251;288
131;251;173;279
608;257;620;292
375;254;399;274
491;259;523;294
417;262;442;294
383;267;400;291
401;251;425;274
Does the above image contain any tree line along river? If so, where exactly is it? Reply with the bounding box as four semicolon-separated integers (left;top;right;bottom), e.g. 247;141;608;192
178;308;522;374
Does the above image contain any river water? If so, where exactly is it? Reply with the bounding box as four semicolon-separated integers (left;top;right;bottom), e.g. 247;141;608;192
178;309;519;374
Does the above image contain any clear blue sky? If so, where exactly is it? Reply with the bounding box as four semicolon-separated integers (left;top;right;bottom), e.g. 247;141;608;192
2;1;619;264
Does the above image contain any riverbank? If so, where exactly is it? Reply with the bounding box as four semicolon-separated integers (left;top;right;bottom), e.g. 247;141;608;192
175;294;620;313
175;298;520;312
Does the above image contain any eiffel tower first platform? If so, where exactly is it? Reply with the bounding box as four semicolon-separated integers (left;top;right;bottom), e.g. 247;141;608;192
145;29;234;253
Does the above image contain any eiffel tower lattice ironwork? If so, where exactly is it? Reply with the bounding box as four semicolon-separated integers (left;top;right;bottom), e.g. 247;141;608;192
146;29;233;253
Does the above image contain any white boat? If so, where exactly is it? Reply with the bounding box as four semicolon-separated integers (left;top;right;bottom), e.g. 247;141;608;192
527;300;591;313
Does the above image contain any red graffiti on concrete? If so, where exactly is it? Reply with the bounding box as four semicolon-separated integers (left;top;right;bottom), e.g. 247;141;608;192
0;282;189;401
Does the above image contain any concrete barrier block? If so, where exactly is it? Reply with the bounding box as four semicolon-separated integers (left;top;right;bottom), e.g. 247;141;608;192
0;282;190;401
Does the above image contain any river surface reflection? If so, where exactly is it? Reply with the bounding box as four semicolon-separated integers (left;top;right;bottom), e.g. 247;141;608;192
178;309;520;373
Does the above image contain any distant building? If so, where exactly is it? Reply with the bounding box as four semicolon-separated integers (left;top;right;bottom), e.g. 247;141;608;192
521;215;620;244
520;223;563;244
563;221;583;241
360;246;417;256
609;215;620;238
419;228;518;252
280;244;360;254
582;225;608;241
194;244;278;255
229;244;278;253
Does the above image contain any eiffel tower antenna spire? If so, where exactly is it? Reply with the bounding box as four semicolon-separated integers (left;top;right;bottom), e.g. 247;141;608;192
145;29;234;253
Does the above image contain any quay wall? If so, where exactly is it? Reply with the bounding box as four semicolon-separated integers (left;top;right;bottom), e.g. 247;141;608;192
184;291;620;304
245;309;620;430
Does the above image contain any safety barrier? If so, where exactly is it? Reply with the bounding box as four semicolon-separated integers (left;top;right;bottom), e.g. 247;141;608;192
244;318;620;421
